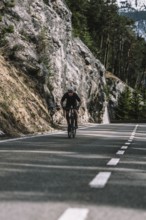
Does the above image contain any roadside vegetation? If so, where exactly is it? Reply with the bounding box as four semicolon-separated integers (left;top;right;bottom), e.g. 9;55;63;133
65;0;146;121
65;0;146;89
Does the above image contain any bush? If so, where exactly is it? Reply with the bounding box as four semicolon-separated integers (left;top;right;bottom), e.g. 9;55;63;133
7;25;14;33
5;0;15;8
43;0;49;5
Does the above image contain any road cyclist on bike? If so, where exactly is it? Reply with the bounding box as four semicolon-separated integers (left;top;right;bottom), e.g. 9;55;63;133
61;88;81;130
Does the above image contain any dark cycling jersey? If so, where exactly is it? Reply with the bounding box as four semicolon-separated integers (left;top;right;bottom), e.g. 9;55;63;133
61;92;81;108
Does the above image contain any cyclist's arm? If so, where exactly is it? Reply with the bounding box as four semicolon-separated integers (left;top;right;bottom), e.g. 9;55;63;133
75;94;81;108
61;93;67;108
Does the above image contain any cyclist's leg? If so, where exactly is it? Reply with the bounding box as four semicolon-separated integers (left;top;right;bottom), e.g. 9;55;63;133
66;110;70;127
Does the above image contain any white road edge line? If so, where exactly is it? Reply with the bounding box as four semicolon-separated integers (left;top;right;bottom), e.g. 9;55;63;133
107;158;120;166
0;150;73;154
129;124;138;141
89;172;111;188
0;124;101;143
58;208;89;220
116;150;125;155
0;131;66;143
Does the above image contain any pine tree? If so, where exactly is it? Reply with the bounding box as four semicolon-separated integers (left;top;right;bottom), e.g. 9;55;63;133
115;87;132;120
130;90;143;120
65;0;146;88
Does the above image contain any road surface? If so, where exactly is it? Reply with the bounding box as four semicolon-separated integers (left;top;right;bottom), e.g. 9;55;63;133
0;123;146;220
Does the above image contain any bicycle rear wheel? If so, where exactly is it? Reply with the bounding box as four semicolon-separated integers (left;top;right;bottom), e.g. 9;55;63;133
68;125;76;138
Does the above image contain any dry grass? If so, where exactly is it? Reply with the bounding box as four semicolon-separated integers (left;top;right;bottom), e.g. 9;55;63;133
0;55;52;136
105;71;126;85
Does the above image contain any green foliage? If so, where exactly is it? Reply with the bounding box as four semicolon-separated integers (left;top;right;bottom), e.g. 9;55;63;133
4;0;15;8
130;90;143;119
103;85;110;101
115;87;132;120
0;24;14;48
0;0;15;47
20;30;31;42
6;25;14;33
37;27;54;91
43;0;49;5
66;0;92;47
66;0;146;88
12;44;24;52
115;88;146;120
0;38;7;47
0;102;9;111
7;44;24;60
0;24;14;38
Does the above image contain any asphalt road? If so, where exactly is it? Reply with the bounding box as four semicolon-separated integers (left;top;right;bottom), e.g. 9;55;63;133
0;123;146;220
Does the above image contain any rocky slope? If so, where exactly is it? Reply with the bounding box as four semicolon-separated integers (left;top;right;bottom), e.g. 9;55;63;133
0;0;109;136
106;71;131;119
0;55;52;136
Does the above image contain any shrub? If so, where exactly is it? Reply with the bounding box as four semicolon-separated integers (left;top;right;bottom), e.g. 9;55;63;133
7;25;14;33
43;0;49;5
5;0;15;8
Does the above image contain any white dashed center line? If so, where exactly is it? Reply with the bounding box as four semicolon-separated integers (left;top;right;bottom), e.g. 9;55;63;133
107;158;120;166
116;150;125;155
121;146;128;150
90;125;138;191
89;172;111;188
58;208;89;220
125;142;131;145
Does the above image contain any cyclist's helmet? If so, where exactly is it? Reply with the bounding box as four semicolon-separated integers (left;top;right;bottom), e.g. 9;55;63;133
68;87;74;93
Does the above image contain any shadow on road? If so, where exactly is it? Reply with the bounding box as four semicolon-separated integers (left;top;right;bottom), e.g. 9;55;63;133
0;124;145;211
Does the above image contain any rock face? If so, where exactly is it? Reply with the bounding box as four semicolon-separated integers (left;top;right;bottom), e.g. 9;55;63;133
0;0;109;132
64;38;106;123
106;72;132;120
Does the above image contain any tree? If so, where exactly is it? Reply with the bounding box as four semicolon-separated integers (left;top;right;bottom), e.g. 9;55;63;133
115;88;132;120
130;90;144;120
65;0;146;88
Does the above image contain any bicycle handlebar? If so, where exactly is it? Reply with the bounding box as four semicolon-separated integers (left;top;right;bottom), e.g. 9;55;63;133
63;106;79;110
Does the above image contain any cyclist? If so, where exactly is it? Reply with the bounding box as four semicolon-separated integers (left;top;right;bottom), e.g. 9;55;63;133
61;88;81;129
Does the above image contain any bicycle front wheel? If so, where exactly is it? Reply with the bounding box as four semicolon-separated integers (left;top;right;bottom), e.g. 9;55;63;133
72;127;76;138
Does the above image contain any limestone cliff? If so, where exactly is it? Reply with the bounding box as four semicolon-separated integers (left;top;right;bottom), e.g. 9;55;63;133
106;72;132;120
0;0;109;136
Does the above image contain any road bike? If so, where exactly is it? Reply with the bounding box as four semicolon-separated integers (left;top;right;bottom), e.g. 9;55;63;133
49;104;77;138
67;106;77;138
